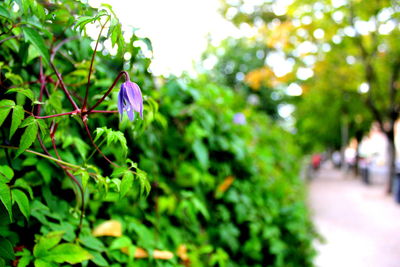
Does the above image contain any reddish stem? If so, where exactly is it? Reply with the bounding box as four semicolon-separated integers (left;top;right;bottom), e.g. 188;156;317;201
90;110;118;114
35;58;46;116
82;119;119;168
82;18;110;110
35;110;79;119
50;61;80;110
88;71;130;112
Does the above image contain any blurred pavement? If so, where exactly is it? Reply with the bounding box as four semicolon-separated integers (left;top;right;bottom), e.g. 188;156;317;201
308;164;400;267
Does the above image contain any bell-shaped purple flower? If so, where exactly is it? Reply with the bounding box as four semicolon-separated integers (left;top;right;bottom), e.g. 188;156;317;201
118;81;143;121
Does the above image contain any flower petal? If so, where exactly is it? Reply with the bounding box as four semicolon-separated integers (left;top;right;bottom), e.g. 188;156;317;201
117;86;125;119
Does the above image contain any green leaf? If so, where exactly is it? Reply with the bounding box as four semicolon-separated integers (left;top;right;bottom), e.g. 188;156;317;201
43;244;92;264
120;171;133;198
7;88;35;102
109;236;132;250
10;105;24;139
0;238;15;260
33;231;65;258
34;259;57;267
0;183;12;221
90;251;109;266
19;116;35;128
22;27;50;66
80;235;105;252
193;139;209;169
81;171;89;189
12;189;30;219
74;16;96;32
0;6;11;19
36;119;48;139
17;122;38;157
0;99;15;127
0;165;14;183
136;169;151;197
17;256;32;267
14;179;33;199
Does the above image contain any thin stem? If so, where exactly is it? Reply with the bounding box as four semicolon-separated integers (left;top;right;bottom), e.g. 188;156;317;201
50;61;80;110
0;144;83;170
86;138;106;162
35;111;79;119
82;120;119;168
88;71;130;112
82;17;110;109
35;58;46;116
0;34;21;45
89;110;118;114
64;169;85;237
50;36;79;61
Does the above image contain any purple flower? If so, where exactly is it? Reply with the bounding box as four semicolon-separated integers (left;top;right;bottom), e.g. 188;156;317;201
118;81;143;121
233;112;246;125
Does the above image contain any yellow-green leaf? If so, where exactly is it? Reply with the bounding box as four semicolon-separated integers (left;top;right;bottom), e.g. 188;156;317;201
0;183;12;221
12;189;30;220
10;105;24;139
22;28;50;66
16;122;38;157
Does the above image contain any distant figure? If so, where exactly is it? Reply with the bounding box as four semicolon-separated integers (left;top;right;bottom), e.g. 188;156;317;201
312;154;322;170
332;151;341;168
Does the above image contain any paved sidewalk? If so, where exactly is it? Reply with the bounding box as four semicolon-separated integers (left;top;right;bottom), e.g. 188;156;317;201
308;165;400;267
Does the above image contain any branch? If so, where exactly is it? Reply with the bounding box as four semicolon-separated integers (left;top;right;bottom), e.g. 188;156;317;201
82;120;119;168
50;61;80;110
82;17;110;109
88;71;129;112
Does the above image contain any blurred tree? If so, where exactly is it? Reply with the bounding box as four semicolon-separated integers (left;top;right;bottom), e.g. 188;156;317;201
201;37;289;119
219;0;399;192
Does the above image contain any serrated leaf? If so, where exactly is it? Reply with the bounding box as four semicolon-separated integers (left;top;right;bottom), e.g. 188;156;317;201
0;99;15;127
14;179;33;199
43;244;92;264
17;122;38;157
10;105;24;139
93;127;106;143
12;189;30;219
0;238;15;260
36;119;48;139
33;231;65;258
0;165;13;183
74;16;95;32
136;170;150;197
19;116;35;128
120;171;133;198
22;27;50;66
7;88;35;102
0;183;12;221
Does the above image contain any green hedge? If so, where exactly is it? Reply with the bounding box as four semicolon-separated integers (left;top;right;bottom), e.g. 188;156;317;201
0;1;316;266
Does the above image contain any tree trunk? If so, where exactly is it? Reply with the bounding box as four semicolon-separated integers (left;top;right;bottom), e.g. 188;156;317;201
341;117;349;172
386;128;396;194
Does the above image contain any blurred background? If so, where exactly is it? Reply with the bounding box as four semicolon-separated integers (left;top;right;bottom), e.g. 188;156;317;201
91;0;400;265
0;0;399;266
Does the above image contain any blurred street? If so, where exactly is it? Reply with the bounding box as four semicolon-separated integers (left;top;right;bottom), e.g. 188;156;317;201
309;164;400;267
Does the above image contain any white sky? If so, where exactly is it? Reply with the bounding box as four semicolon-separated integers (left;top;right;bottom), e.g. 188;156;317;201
89;0;241;76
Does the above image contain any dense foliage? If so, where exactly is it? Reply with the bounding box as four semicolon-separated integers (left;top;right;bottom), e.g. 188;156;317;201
0;1;316;266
